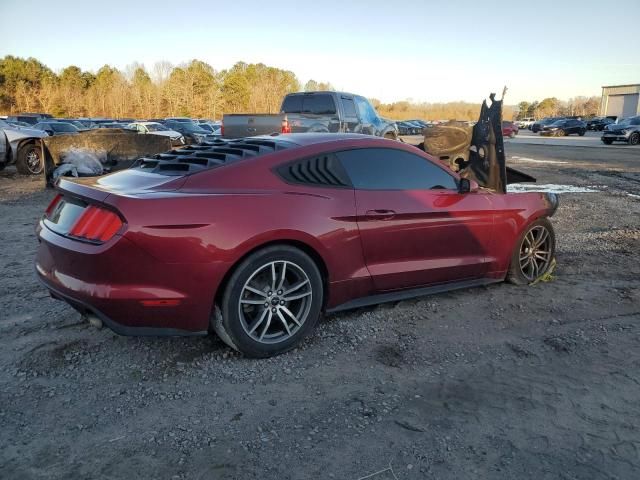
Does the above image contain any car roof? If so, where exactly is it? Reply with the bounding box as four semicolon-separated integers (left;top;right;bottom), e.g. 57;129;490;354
258;132;380;147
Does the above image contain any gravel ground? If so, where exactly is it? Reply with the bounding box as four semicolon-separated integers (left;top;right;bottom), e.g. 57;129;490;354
1;144;639;480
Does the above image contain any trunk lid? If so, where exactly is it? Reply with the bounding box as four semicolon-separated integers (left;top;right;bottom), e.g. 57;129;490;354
56;169;186;202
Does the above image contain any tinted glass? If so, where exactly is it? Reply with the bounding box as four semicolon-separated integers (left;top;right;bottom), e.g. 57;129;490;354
341;98;357;118
302;94;336;115
281;95;303;113
52;122;78;132
336;148;457;190
630;117;640;125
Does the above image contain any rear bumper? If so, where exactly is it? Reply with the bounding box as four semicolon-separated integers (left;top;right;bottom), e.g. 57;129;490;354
37;274;206;336
35;224;217;336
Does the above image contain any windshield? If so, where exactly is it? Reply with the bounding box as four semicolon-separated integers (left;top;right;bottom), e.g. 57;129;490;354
618;117;640;126
52;122;79;132
145;123;169;132
181;122;207;134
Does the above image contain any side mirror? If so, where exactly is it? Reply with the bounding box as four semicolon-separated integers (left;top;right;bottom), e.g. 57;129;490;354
45;129;54;136
458;177;479;193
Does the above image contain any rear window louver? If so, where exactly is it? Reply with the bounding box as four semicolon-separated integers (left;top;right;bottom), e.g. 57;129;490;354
130;138;290;175
277;154;351;188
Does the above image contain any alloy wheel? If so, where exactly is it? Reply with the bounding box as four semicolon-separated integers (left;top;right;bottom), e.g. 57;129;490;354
519;225;553;282
238;260;313;344
26;148;43;174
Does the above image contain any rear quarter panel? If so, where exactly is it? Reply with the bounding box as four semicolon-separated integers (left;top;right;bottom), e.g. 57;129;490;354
107;184;370;310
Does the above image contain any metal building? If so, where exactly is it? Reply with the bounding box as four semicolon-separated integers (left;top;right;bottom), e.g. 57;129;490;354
600;84;640;118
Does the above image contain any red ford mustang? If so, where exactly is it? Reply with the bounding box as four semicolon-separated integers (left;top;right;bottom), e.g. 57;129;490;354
36;133;557;357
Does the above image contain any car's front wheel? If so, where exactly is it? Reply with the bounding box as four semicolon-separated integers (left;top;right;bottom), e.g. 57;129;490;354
16;142;43;175
214;245;324;357
507;218;556;285
602;138;613;145
629;132;640;145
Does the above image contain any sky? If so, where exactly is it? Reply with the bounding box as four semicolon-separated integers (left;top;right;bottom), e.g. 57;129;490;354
1;0;638;104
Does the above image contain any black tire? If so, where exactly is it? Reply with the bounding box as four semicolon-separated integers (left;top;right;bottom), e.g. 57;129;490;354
214;245;324;358
507;218;556;286
16;142;43;175
556;129;565;137
578;129;586;136
602;138;613;145
629;133;640;146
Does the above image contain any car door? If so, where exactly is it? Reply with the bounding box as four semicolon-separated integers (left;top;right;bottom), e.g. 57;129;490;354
336;147;495;291
354;96;376;135
339;95;361;133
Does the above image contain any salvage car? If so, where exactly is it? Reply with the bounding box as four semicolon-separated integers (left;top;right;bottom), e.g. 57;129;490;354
601;115;640;145
33;121;80;136
162;119;211;144
0;118;48;174
36;114;558;357
222;91;398;140
127;121;185;145
540;119;586;137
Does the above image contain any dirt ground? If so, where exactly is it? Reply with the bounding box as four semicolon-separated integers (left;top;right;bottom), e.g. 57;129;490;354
1;142;639;480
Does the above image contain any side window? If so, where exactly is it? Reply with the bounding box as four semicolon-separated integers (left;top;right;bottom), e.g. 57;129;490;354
336;148;458;191
341;97;358;119
354;96;377;124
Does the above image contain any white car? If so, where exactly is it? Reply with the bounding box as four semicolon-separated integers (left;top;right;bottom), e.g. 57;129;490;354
516;118;535;129
128;122;185;144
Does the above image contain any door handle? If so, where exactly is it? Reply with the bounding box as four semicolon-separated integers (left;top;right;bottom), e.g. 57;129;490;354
365;209;396;220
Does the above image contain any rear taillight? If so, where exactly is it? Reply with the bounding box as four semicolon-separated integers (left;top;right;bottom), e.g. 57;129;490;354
281;117;291;134
45;194;62;217
69;205;123;242
220;122;224;137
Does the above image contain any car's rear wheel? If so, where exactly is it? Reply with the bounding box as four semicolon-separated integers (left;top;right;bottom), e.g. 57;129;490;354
629;132;640;145
214;245;323;357
507;218;556;285
16;142;43;175
602;138;613;145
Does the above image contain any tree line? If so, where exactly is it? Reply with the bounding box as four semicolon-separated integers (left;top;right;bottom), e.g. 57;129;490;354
0;56;599;121
0;56;310;119
516;97;600;120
